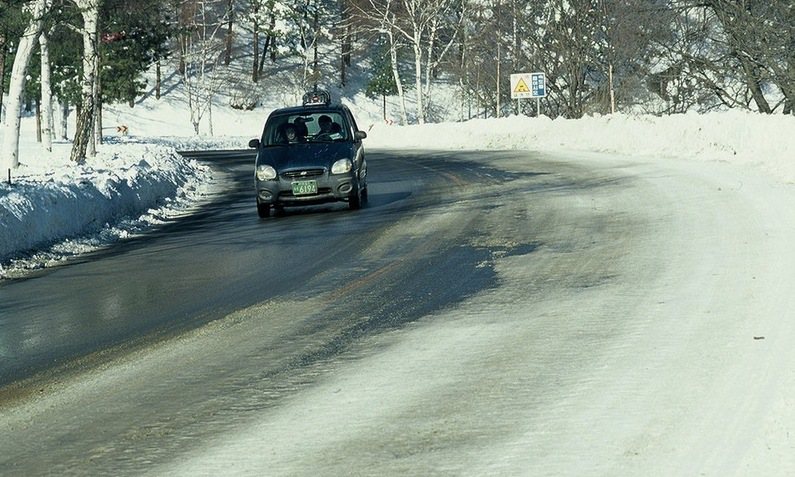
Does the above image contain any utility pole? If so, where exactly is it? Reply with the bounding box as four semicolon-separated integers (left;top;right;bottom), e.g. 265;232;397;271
496;43;500;117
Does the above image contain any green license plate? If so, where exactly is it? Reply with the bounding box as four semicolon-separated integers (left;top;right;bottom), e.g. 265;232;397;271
291;180;318;196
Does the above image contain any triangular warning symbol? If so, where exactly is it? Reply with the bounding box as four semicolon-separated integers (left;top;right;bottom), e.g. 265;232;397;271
514;78;530;93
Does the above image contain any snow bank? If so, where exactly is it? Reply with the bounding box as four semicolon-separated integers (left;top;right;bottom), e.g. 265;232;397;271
366;110;795;182
0;141;211;274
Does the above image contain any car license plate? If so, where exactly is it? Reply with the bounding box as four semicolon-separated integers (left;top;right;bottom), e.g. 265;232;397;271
292;180;317;196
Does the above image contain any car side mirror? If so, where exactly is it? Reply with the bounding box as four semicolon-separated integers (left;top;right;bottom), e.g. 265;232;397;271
354;130;367;141
248;138;260;148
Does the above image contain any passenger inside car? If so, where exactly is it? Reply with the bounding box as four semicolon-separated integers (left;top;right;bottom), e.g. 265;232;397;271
276;123;302;144
318;115;333;135
292;118;309;139
285;124;300;143
317;115;343;140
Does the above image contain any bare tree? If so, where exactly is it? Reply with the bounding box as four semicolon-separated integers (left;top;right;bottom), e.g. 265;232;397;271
39;29;54;152
179;0;226;134
0;0;51;171
339;0;352;87
257;0;279;73
395;0;462;123
247;0;276;83
714;0;795;114
69;0;100;162
0;23;7;123
350;0;409;123
520;0;600;118
664;0;794;114
352;0;461;123
224;0;234;65
283;0;325;88
451;0;497;119
251;0;261;82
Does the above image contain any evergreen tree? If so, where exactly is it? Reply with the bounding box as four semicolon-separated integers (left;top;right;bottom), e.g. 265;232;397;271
99;0;171;106
0;0;30;119
365;39;398;121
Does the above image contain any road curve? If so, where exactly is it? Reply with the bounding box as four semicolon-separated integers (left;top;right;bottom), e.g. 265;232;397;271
2;148;794;475
0;149;500;387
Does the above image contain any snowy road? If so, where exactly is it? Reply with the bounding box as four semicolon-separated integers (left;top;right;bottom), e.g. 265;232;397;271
2;149;794;475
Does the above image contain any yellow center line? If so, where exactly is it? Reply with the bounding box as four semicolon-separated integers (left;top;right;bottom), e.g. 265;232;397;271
323;258;405;303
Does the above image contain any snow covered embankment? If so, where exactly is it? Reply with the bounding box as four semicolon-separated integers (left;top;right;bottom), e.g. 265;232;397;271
0;143;211;265
367;110;795;183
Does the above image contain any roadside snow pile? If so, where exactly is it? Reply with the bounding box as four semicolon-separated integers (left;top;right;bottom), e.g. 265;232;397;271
366;110;795;182
0;142;212;272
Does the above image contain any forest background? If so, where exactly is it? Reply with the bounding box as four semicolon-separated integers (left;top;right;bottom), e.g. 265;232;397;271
0;0;793;170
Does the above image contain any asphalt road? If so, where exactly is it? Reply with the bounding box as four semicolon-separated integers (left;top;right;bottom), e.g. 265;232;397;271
0;149;543;388
3;148;793;475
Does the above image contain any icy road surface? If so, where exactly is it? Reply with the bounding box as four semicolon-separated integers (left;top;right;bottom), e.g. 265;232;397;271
1;149;794;476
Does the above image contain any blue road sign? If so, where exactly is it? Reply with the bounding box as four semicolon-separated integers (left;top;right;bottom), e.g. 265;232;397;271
531;73;546;98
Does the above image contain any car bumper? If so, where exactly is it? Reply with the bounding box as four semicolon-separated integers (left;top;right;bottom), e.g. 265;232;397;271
256;174;357;206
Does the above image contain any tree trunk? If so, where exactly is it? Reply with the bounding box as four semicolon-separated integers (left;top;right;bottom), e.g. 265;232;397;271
70;0;100;163
252;2;260;82
495;43;500;117
177;0;191;76
0;34;6;124
413;39;424;124
60;100;69;140
39;32;54;152
423;22;437;114
225;0;234;65
340;42;346;87
208;99;214;136
72;101;94;163
93;54;102;149
156;60;161;99
387;29;408;125
737;53;772;113
260;11;277;70
312;8;319;80
783;60;794;115
260;37;269;73
0;0;50;171
36;97;42;143
340;1;350;87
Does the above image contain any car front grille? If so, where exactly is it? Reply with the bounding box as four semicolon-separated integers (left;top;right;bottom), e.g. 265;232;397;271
281;168;325;179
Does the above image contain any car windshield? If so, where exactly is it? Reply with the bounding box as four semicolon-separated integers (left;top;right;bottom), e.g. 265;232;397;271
262;112;349;146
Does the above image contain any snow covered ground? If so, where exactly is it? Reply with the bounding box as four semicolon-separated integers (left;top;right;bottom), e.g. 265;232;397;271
1;95;794;279
3;94;795;474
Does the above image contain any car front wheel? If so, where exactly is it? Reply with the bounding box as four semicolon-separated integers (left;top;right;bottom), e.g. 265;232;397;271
257;200;271;218
349;186;363;210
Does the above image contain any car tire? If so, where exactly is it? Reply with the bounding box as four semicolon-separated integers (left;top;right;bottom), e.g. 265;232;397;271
257;200;271;218
349;186;362;210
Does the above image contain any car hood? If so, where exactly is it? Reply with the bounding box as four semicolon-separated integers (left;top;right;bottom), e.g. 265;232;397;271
259;143;355;170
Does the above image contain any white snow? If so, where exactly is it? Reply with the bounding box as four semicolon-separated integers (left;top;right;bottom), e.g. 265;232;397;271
3;94;795;474
2;97;793;279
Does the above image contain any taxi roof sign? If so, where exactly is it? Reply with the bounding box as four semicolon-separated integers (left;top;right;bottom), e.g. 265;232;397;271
302;89;332;106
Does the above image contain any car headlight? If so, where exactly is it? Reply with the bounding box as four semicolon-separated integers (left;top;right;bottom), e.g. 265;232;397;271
331;158;352;174
256;165;277;181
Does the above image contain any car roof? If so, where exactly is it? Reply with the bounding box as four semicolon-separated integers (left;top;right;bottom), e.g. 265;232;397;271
268;104;350;118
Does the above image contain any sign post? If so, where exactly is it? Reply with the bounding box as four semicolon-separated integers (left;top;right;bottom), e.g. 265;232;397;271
511;72;547;116
530;72;546;116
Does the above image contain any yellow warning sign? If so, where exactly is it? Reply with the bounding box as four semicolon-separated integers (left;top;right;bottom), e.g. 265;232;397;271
514;78;530;93
511;72;542;99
